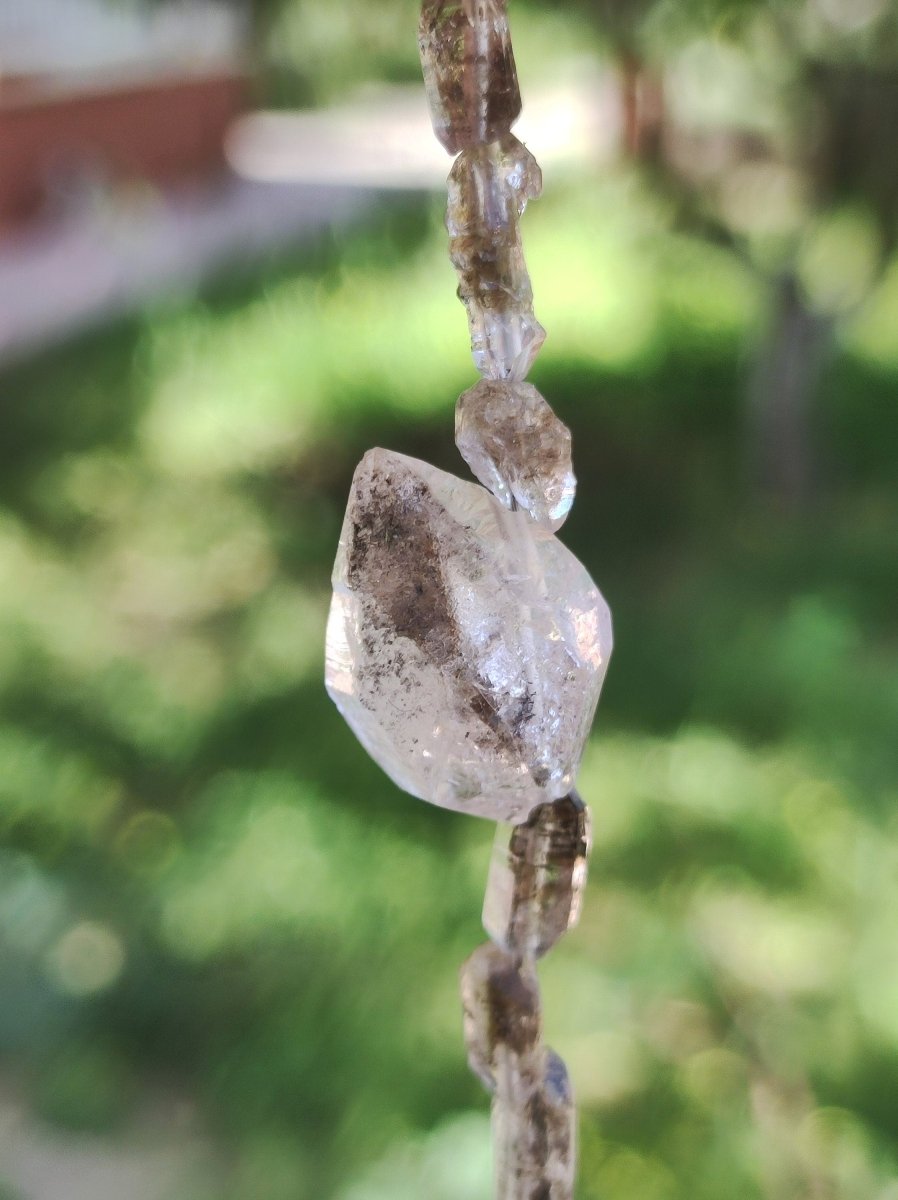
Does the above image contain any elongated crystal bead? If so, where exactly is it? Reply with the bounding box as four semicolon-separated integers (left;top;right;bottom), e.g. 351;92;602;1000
483;794;591;959
493;1047;576;1200
460;942;542;1092
447;137;545;380
419;0;522;154
456;379;576;529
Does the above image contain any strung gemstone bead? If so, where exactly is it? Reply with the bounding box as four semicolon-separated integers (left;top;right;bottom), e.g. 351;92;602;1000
492;1047;576;1200
325;450;613;823
483;793;591;960
456;379;576;530
491;1058;542;1198
461;944;576;1195
419;0;522;155
446;135;542;232
460;942;541;1092
447;137;545;381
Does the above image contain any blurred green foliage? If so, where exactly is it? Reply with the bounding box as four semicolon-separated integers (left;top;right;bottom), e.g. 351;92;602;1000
2;0;898;1196
1;165;897;1197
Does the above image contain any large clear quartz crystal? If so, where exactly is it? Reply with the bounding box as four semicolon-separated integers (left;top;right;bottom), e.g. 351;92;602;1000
325;449;612;823
460;942;541;1092
456;379;576;530
419;0;521;155
483;793;591;959
447;136;545;380
493;1047;576;1200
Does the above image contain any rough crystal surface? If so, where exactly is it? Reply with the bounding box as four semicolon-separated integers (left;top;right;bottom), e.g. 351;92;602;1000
483;793;591;959
460;942;541;1092
446;135;542;233
456;379;576;530
492;1046;576;1200
325;449;612;822
419;0;521;155
447;137;545;380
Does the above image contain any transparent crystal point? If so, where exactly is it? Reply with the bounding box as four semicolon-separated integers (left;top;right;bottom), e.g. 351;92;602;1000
447;137;545;380
419;0;522;154
456;379;576;530
325;450;613;822
460;942;541;1092
483;793;591;960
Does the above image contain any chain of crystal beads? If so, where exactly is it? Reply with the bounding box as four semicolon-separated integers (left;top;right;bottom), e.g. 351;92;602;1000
326;4;612;1195
462;794;591;1198
418;4;597;1196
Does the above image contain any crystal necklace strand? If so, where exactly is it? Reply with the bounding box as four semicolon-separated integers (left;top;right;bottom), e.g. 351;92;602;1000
325;3;613;1196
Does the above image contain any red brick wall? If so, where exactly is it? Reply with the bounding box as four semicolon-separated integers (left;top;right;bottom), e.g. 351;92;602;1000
0;71;246;227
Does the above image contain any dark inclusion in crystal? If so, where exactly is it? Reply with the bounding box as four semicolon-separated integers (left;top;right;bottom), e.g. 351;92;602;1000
324;450;612;822
483;793;591;959
460;942;541;1091
462;942;577;1197
419;0;522;155
447;136;545;380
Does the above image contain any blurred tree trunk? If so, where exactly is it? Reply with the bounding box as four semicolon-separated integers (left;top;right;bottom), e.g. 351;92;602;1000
618;51;665;164
746;64;898;509
747;271;833;510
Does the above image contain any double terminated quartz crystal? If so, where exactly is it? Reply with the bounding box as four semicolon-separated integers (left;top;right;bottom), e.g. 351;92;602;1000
325;450;611;824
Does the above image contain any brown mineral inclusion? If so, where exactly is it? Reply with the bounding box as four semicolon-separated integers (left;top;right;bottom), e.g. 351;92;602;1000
446;137;545;380
483;794;591;959
456;379;576;529
324;449;612;823
419;0;522;155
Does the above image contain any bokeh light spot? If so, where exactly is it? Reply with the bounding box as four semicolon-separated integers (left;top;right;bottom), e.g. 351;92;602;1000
48;921;126;997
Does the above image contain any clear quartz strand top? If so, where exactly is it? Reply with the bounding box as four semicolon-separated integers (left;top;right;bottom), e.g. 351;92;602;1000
419;0;522;155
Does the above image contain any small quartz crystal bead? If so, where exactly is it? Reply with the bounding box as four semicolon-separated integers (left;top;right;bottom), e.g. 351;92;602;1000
446;134;542;230
460;942;541;1092
447;136;545;381
483;793;591;960
419;0;522;155
456;379;576;530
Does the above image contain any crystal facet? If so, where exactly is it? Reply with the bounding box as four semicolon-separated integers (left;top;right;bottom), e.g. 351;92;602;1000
446;135;542;229
456;379;576;530
493;1047;576;1200
460;942;541;1092
419;0;522;155
483;793;591;959
325;449;612;822
447;137;545;380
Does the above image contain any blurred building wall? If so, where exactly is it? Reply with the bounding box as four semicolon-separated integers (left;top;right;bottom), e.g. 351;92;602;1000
0;0;248;230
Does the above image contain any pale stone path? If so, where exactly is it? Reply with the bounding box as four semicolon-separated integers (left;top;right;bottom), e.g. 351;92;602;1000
0;1083;222;1200
0;178;368;363
0;72;616;363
